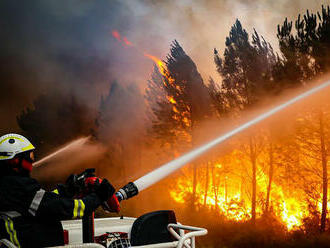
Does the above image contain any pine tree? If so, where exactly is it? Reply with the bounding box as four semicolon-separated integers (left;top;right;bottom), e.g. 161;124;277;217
95;81;145;181
17;92;92;156
294;109;330;232
214;20;278;224
214;20;277;110
276;5;330;86
145;40;212;208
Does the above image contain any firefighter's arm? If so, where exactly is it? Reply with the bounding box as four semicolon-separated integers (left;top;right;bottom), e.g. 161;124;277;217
30;180;115;220
51;174;81;198
51;183;78;199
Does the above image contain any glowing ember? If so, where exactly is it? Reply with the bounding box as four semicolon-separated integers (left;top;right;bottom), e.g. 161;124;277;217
122;37;132;46
112;30;121;41
167;96;177;104
111;29;133;47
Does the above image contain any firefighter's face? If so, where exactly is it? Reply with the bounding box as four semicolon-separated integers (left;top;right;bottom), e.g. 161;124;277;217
29;152;35;162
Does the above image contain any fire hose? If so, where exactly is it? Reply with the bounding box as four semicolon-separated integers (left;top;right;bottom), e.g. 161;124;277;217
35;79;330;242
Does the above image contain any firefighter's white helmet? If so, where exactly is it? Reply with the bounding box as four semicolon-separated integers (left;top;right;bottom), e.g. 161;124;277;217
0;134;35;160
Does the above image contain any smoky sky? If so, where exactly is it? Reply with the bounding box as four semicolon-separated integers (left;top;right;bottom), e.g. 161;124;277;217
0;0;327;131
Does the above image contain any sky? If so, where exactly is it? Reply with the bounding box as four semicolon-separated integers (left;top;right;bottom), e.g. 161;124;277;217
0;0;328;131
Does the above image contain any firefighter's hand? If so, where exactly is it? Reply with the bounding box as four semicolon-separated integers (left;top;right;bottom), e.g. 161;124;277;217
64;174;81;198
84;176;102;193
103;194;121;213
95;179;115;202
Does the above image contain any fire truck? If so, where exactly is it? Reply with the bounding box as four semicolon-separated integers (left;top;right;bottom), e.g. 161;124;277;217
0;210;207;248
0;168;207;248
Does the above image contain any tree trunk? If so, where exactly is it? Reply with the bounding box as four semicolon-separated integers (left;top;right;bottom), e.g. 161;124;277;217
192;163;197;209
204;162;209;206
225;176;228;204
240;170;244;202
212;165;219;210
250;138;257;225
319;112;328;233
265;142;274;213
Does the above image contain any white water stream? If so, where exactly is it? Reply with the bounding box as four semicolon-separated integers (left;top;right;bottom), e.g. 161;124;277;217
134;80;330;192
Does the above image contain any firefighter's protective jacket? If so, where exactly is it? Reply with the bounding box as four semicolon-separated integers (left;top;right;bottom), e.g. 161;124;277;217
0;174;112;248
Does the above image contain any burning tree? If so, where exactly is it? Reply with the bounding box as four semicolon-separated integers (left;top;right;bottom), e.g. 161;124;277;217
293;109;330;232
146;40;212;208
275;6;330;232
213;20;278;224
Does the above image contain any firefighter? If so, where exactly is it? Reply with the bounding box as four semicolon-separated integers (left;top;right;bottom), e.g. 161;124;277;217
0;133;119;247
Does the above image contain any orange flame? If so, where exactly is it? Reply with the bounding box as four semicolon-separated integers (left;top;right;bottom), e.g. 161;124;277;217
111;29;133;47
167;96;177;104
112;30;121;41
111;30;187;127
122;37;132;46
170;153;310;230
144;53;166;76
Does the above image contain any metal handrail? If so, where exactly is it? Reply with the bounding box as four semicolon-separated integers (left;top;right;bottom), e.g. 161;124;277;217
167;224;208;248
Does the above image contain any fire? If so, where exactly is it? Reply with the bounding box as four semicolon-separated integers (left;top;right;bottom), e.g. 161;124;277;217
122;37;132;46
144;53;167;76
111;29;190;130
167;96;177;104
144;53;181;119
111;29;133;47
170;153;311;231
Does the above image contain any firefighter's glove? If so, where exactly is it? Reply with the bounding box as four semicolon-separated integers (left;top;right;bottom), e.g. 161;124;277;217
64;174;81;198
103;194;121;213
84;176;102;193
95;179;115;202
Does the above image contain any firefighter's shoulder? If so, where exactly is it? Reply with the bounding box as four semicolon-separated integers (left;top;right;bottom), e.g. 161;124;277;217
0;175;40;194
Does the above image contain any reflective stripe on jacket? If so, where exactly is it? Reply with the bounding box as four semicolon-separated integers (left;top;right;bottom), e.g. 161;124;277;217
0;175;105;247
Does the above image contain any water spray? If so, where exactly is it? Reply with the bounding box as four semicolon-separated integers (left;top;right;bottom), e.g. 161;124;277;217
116;80;330;201
33;137;90;167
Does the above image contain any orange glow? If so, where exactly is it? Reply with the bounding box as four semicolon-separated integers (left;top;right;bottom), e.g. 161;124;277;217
169;151;313;230
167;96;177;104
112;30;121;41
111;31;191;131
144;53;167;76
111;30;133;47
123;37;132;46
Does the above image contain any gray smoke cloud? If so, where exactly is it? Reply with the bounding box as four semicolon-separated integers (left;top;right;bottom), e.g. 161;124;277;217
0;0;327;132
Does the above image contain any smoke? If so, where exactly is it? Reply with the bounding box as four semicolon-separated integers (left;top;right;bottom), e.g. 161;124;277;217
1;0;326;131
119;0;327;79
31;137;107;187
1;0;328;190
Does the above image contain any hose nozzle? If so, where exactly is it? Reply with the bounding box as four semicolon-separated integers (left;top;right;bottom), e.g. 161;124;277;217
115;182;139;202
